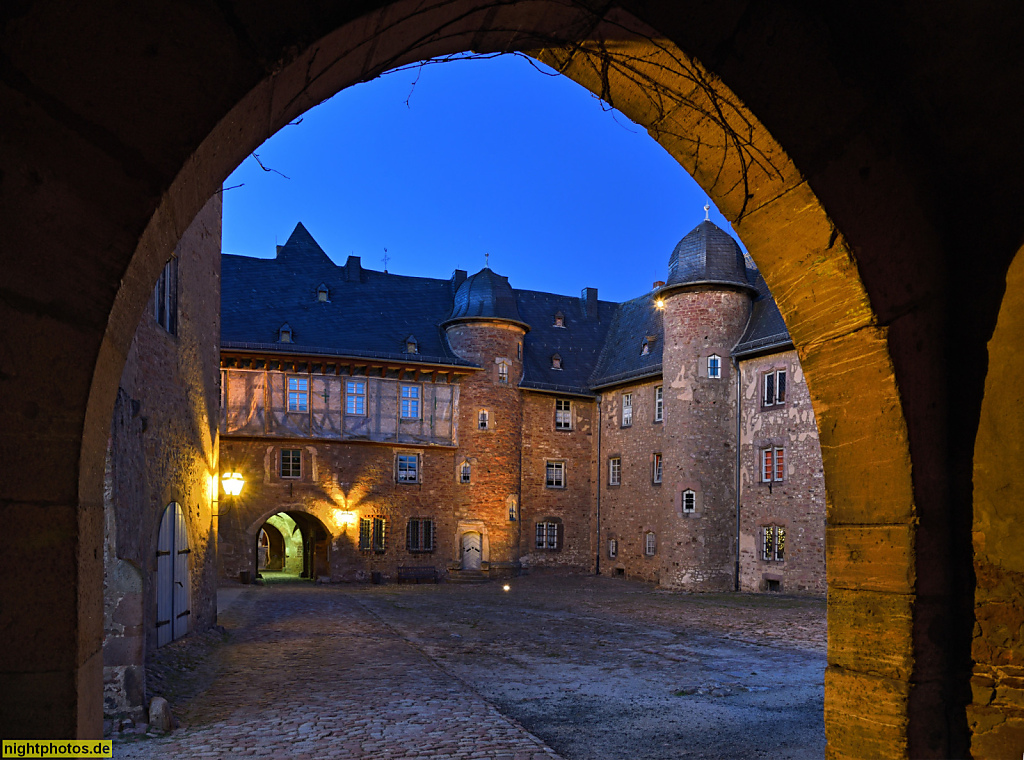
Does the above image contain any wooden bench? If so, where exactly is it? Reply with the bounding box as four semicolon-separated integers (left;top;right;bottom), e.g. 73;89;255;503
396;565;439;584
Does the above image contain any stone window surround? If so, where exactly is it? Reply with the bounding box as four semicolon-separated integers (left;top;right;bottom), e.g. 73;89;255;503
760;365;789;409
761;522;787;562
675;481;702;517
396;452;420;484
760;446;786;483
458;459;471;484
478;409;489;430
545;459;566;489
608;455;622;486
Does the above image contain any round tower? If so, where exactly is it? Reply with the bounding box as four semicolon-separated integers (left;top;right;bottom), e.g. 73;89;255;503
443;267;529;576
656;220;756;591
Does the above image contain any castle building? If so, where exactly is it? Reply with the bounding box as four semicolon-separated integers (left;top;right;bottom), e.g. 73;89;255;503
217;219;825;593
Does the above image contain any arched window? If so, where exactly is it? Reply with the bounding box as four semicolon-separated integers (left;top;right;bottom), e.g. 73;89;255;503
708;354;721;379
551;354;562;370
682;489;696;513
507;495;518;521
460;460;471;484
608;538;618;558
644;531;657;556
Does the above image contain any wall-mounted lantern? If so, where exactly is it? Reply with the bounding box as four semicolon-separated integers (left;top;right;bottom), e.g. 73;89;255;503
222;472;245;497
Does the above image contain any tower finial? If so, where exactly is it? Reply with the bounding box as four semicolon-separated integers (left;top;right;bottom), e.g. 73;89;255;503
485;252;490;269
382;247;390;273
704;202;711;221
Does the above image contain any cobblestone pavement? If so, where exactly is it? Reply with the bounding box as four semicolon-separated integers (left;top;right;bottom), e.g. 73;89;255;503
116;575;825;759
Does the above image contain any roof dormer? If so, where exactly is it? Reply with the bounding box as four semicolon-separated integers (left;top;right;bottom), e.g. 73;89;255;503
278;323;293;343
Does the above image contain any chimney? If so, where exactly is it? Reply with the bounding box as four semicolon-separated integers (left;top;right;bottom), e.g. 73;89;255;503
653;280;666;289
451;269;467;294
581;287;598;319
345;255;363;283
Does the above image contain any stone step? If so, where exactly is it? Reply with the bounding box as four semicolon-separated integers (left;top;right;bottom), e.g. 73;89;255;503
447;571;490;584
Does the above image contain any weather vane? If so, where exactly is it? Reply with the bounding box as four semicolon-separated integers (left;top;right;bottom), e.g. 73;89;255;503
485;252;490;269
382;247;390;273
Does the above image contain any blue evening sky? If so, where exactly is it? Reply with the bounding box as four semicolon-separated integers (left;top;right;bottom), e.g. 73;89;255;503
222;54;738;304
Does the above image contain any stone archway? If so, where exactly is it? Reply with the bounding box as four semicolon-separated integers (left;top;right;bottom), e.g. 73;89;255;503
4;3;1023;755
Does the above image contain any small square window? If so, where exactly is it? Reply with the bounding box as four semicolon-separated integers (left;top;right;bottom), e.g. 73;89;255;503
287;377;309;412
536;521;562;550
622;393;632;427
546;461;565;488
708;354;721;379
401;385;420;418
762;369;788;407
397;454;419;483
280;449;301;479
406;518;434;552
609;457;621;486
359;516;387;552
654;386;663;422
761;447;786;483
555;399;572;430
762;525;786;561
652;453;663;484
346;379;366;415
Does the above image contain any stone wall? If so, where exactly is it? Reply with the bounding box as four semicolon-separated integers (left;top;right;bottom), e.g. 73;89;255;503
219;437;459;582
519;391;597;572
659;287;750;591
738;349;826;594
102;195;221;719
597;378;666;583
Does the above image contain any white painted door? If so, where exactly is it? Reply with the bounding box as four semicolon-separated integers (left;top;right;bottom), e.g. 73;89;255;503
157;503;191;647
462;531;482;571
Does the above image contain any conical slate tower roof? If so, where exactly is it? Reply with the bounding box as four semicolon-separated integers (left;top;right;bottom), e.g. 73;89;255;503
665;220;755;293
446;267;529;328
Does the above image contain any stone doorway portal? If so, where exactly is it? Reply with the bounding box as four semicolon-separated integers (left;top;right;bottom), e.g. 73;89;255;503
462;531;482;571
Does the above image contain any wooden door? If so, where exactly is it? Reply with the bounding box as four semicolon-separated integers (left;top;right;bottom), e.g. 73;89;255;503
462;531;482;571
156;502;191;646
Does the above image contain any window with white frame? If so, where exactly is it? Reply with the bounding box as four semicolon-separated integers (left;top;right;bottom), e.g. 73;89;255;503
346;379;366;415
397;454;420;483
400;385;420;418
546;460;565;488
359;516;386;552
708;354;722;379
682;489;696;514
287;377;309;412
644;531;657;556
762;525;786;561
762;369;788;407
153;254;178;335
459;460;471;484
535;520;562;550
652;453;663;484
478;410;489;429
622;393;632;427
654;386;664;422
406;518;435;552
280;448;301;478
608;538;618;558
555;399;572;430
497;360;510;384
609;457;621;486
761;447;786;482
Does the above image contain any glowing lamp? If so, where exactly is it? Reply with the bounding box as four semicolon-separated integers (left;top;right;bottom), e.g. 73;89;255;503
655;299;665;310
502;584;511;592
222;472;245;496
333;509;357;528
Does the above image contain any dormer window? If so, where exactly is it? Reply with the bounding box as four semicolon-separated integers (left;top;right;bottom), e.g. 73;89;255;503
553;311;565;328
405;335;418;354
551;353;562;370
279;323;293;343
317;283;330;302
641;334;657;356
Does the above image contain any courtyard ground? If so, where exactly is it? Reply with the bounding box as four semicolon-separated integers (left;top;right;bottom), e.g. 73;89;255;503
115;574;826;759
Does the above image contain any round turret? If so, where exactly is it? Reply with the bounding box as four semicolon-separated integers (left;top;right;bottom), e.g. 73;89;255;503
662;220;756;295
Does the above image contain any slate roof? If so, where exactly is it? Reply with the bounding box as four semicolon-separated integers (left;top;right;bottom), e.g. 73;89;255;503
447;267;526;326
733;266;793;358
664;220;756;293
589;292;664;389
222;221;794;392
221;223;473;367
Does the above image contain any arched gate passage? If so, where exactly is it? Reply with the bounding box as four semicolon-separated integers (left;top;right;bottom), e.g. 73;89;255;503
3;3;1024;756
